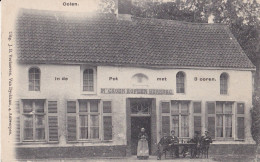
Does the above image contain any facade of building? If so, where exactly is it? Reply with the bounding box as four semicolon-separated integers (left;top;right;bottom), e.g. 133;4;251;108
14;8;256;159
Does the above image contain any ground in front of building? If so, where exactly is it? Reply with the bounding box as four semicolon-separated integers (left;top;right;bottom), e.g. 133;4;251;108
15;155;260;162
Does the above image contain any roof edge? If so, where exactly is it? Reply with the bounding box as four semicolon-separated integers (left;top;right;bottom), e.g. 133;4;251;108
17;60;256;71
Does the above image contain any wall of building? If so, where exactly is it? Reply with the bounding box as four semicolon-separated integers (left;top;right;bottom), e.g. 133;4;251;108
15;64;255;151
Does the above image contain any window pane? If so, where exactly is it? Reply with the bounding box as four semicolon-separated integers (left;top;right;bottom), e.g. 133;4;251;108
80;115;88;127
237;103;245;114
162;116;170;136
90;115;99;127
90;101;98;112
35;100;44;113
225;103;232;114
36;115;45;127
23;115;33;140
208;117;215;138
29;81;34;91
103;101;112;113
181;115;189;137
83;69;94;92
181;102;189;113
170;101;178;114
207;103;215;114
90;127;99;139
193;102;201;113
225;115;232;137
176;72;185;93
237;117;245;139
36;128;45;140
220;73;228;95
162;102;170;113
35;74;40;79
216;115;223;137
216;102;223;114
23;100;33;113
172;116;179;137
79;115;88;139
35;115;45;140
79;101;88;112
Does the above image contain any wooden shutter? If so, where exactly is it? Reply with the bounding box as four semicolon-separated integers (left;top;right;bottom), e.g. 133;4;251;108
48;101;59;142
103;101;112;140
193;102;201;135
236;103;245;140
67;101;77;142
206;102;216;139
161;101;171;136
15;101;20;142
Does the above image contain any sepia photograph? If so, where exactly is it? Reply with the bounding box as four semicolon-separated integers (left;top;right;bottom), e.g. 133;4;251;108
1;0;260;161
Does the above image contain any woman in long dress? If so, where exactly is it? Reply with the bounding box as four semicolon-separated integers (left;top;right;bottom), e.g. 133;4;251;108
137;128;149;159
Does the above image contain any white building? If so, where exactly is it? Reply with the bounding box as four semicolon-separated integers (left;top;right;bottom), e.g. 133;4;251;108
14;7;256;159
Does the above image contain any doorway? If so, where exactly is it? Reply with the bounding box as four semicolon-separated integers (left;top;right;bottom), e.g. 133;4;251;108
131;117;151;155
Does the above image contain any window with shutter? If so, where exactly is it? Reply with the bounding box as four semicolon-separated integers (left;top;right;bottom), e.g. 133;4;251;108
48;101;58;142
161;101;190;138
103;101;112;140
236;103;245;140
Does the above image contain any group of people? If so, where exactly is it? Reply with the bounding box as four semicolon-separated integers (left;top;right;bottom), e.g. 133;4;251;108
136;128;213;160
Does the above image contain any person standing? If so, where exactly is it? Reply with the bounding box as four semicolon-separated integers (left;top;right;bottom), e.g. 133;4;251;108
201;130;212;158
137;128;149;160
169;130;179;158
190;131;201;158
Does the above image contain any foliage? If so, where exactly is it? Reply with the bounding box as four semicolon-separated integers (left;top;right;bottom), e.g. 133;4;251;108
251;93;260;145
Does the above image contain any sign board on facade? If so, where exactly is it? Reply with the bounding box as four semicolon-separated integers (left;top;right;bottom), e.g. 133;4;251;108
101;88;174;95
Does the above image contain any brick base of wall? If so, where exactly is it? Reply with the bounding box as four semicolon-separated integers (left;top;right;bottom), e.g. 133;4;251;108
209;144;257;156
15;144;257;159
16;145;127;159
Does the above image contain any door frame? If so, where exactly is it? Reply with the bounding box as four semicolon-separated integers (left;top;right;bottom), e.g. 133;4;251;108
126;98;157;156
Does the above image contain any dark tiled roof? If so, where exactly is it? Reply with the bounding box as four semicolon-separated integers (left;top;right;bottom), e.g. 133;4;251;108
16;9;255;69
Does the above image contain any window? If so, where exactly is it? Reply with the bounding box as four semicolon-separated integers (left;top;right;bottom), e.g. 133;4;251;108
19;100;58;142
29;67;40;91
161;101;190;138
67;100;113;142
206;101;233;139
220;73;228;94
236;103;245;140
216;102;232;138
83;69;94;92
176;72;185;93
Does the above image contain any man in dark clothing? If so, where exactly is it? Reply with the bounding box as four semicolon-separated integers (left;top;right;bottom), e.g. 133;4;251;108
190;131;201;158
201;131;212;158
169;130;179;158
157;133;171;160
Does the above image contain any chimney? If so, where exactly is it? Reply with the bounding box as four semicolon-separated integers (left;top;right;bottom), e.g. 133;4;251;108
117;0;132;21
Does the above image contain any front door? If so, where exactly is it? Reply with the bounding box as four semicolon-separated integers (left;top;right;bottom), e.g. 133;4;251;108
129;98;152;155
131;117;151;155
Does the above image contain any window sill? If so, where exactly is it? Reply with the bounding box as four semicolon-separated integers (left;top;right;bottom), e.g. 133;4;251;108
81;91;97;95
213;137;234;141
17;141;59;145
67;140;113;143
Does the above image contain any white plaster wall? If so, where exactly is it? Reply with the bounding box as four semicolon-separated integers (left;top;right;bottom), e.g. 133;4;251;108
15;64;255;147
